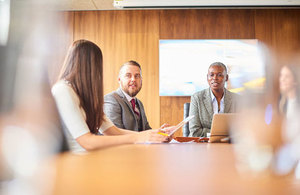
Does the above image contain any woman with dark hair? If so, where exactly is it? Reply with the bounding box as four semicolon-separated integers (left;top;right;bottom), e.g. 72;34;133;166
52;40;169;152
274;64;300;174
278;63;300;145
279;64;300;118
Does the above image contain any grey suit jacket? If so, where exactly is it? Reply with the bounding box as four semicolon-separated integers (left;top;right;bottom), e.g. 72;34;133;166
104;88;151;131
188;88;237;137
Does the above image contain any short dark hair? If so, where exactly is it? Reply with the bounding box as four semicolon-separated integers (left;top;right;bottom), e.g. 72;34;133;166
209;62;227;74
119;60;142;76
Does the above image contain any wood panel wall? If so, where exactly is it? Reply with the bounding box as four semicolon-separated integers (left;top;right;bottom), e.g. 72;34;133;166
72;10;161;129
59;9;300;137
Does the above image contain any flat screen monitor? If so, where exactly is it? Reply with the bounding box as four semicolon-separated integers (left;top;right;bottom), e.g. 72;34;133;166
159;39;266;96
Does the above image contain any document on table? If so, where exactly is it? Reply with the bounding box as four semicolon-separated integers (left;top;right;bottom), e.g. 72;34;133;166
166;115;195;136
137;139;197;144
169;139;197;144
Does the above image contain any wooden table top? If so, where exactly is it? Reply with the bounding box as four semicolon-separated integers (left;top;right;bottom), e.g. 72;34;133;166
50;143;300;195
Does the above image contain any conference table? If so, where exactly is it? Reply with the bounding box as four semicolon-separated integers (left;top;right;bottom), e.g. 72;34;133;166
51;141;300;195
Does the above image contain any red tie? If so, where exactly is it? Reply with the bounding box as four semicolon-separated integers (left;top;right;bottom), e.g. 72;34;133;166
130;99;140;117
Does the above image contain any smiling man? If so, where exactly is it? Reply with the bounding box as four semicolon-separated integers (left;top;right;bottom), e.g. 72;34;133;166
104;60;151;131
188;62;238;137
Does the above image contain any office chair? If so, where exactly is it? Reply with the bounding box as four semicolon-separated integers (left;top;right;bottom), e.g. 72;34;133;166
183;102;190;137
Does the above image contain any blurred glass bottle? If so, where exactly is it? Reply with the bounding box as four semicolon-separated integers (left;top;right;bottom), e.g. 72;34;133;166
231;49;300;177
275;62;300;176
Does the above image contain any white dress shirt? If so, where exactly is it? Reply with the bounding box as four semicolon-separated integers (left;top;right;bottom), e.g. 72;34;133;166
210;89;225;114
120;89;140;117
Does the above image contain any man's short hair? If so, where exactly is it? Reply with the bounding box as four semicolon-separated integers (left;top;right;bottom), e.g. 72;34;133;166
119;60;142;76
209;62;227;74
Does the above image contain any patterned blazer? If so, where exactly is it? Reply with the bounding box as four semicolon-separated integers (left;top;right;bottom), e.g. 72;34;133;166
188;88;237;137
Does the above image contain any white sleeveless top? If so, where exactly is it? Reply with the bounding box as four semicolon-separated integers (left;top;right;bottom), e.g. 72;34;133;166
51;80;113;153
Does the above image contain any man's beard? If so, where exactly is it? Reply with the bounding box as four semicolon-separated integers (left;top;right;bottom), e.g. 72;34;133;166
127;87;141;97
122;84;142;97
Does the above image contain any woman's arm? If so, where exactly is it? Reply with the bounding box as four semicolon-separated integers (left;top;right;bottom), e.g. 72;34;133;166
102;122;172;136
103;125;138;135
77;129;168;151
52;82;169;151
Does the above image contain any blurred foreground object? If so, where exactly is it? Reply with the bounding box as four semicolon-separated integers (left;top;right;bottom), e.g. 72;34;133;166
232;53;300;178
0;0;69;194
233;95;283;176
277;60;300;176
0;0;10;46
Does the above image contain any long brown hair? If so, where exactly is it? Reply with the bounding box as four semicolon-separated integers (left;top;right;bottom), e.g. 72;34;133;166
58;39;104;134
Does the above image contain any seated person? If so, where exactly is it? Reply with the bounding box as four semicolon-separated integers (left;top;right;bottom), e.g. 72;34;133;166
52;40;170;153
279;64;300;142
104;61;151;131
189;62;238;137
279;65;300;119
274;64;300;174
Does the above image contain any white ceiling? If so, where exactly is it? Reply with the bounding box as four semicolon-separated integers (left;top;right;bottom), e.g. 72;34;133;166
56;0;300;11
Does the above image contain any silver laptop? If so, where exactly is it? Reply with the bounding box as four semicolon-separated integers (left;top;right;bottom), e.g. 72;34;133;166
209;113;237;143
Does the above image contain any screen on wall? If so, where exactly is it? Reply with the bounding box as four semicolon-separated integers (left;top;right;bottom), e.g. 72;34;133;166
159;39;266;96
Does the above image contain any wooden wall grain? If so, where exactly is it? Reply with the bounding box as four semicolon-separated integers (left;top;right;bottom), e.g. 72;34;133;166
72;10;161;128
59;9;300;136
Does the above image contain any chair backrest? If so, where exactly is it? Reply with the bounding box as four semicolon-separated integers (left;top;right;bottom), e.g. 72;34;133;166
183;102;190;137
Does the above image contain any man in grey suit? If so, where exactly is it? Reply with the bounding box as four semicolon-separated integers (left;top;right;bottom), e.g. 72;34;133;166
104;60;151;131
189;62;237;137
